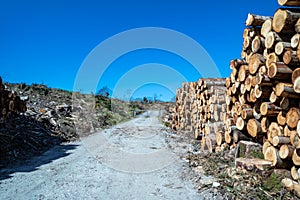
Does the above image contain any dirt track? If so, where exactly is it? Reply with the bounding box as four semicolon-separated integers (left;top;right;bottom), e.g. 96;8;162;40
0;110;204;199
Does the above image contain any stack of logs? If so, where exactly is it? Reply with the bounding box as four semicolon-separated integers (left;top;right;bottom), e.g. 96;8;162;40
172;78;227;152
0;76;27;119
223;0;300;195
172;0;300;196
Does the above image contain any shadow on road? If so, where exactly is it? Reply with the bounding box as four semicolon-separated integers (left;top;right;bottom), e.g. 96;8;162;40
0;144;78;181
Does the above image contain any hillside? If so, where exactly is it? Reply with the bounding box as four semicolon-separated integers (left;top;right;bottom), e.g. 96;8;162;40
0;81;145;167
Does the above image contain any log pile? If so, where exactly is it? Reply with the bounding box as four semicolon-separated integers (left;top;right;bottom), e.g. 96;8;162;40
172;0;300;196
223;0;300;196
172;78;227;152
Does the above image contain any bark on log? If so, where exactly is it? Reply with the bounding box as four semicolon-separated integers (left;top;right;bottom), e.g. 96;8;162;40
261;117;270;133
275;42;291;56
275;83;300;98
278;0;300;6
260;102;282;116
246;13;272;27
233;129;250;143
283;49;299;66
273;9;300;34
264;145;286;167
282;178;300;197
272;136;291;146
277;111;287;126
268;62;293;80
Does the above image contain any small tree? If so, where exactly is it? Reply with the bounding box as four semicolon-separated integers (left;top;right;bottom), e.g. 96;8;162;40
97;86;111;97
143;97;148;104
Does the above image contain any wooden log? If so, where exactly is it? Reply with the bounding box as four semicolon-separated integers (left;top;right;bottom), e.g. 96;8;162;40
293;149;300;166
264;146;286;167
283;49;299;66
294;77;300;93
272;136;291;146
270;91;280;103
265;32;283;49
233;130;250;143
249;54;265;74
235;158;272;173
252;35;264;53
280;97;290;110
273;9;300;34
292;68;300;92
296;17;300;33
253;102;262;120
249;88;257;103
266;53;280;69
261;117;270;133
275;42;292;56
225;130;232;144
260;102;282;116
282;178;300;197
261;19;273;38
279;144;294;159
238;65;248;82
247;118;262;137
242;108;254;120
277;111;287;126
268;62;292;79
205;134;216;153
287;107;300;128
291;166;300;180
291;33;300;48
216;131;225;146
268;122;284;143
254;85;272;99
292;68;300;85
236;117;245;130
275;83;300;98
278;0;300;6
230;59;247;70
290;130;300;148
246;13;272;27
244;75;253;91
256;73;273;87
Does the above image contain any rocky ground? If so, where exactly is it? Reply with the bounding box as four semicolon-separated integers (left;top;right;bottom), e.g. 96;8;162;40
0;110;203;200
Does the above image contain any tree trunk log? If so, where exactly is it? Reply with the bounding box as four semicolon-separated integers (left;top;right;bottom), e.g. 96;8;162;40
278;0;300;6
268;62;293;80
266;32;283;49
249;54;265;74
247;118;262;137
279;144;294;159
246;13;272;27
260;102;282;116
275;42;292;56
287;107;300;128
273;9;300;34
276;83;300;99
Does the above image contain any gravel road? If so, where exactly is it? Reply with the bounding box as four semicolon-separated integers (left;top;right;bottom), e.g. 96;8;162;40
0;110;203;200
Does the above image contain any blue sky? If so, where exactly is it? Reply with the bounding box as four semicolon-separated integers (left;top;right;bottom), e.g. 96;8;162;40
0;0;278;101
